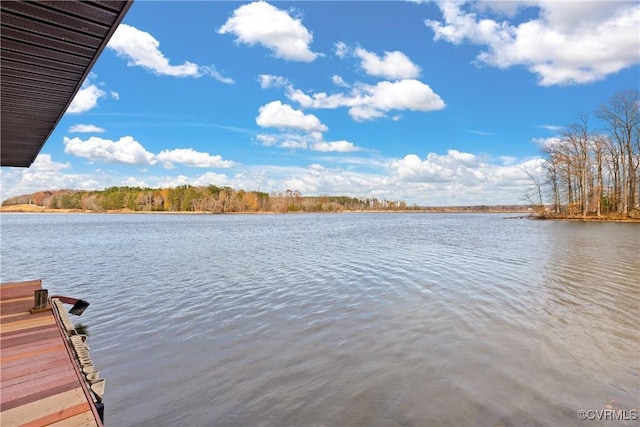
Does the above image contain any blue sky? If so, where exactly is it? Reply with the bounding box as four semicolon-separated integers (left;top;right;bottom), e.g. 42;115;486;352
2;1;639;205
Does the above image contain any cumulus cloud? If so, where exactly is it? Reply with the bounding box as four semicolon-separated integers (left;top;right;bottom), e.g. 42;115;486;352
256;101;328;132
67;82;106;114
276;165;394;199
69;124;106;133
155;148;235;169
354;47;421;79
64;136;156;165
218;1;319;62
0;150;546;206
63;136;236;170
122;177;149;188
389;150;536;191
237;158;534;205
425;1;640;86
287;79;445;121
0;155;102;199
155;172;229;189
254;99;365;153
311;140;359;153
108;24;234;83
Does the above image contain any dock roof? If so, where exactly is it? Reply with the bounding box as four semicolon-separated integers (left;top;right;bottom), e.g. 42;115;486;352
1;1;133;167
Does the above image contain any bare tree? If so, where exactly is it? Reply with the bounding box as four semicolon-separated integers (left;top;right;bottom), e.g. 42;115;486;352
524;168;546;214
597;89;640;214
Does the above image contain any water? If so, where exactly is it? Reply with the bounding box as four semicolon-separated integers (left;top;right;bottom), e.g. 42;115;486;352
1;213;638;426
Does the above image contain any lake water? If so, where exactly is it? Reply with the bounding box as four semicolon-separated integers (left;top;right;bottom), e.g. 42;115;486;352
1;213;638;426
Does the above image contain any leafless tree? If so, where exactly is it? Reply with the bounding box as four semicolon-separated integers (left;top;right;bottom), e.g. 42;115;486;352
597;89;640;214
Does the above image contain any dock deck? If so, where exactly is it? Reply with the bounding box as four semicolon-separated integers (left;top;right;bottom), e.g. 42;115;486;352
1;280;103;426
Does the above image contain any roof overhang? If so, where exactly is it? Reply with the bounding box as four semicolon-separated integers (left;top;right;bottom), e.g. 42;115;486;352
1;1;133;167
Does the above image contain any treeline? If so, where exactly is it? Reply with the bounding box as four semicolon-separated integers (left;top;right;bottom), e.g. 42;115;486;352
1;186;410;213
530;89;639;219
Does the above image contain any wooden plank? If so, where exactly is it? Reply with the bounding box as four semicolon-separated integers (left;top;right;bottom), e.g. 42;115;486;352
0;325;59;347
0;339;64;362
0;280;42;299
0;334;62;356
0;315;55;333
0;382;79;413
0;363;79;410
0;388;94;426
1;359;76;390
0;350;69;382
20;402;95;427
0;310;47;325
0;280;42;290
0;312;34;320
0;296;32;304
0;324;58;342
48;411;97;427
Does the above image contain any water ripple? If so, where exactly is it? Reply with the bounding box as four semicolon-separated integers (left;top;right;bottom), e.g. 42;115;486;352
1;213;638;426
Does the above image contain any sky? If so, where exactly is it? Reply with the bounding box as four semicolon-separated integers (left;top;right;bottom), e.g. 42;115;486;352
2;0;639;206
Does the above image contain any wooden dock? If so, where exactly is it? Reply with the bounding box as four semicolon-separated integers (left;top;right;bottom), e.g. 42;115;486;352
1;280;104;426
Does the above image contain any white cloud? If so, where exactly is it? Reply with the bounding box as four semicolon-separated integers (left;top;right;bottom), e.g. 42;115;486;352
0;155;101;199
425;1;640;86
155;148;235;169
468;129;495;136
218;1;319;62
1;150;546;206
389;150;532;188
311;140;359;153
331;75;349;88
258;74;290;89
532;136;563;150
334;41;349;58
157;172;229;189
192;172;230;187
63;136;236;170
122;177;149;188
354;47;421;79
256;101;328;132
358;79;445;116
67;83;105;114
538;124;563;132
64;136;156;165
69;124;106;133
256;134;278;146
202;67;236;84
256;132;360;153
108;24;234;83
287;79;445;121
108;24;198;76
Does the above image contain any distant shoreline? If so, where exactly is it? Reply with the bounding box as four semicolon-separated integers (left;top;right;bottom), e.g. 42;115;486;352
0;203;531;215
3;203;639;222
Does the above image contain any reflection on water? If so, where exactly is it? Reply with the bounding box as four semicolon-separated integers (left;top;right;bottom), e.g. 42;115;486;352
1;213;638;426
539;222;640;422
74;322;90;336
